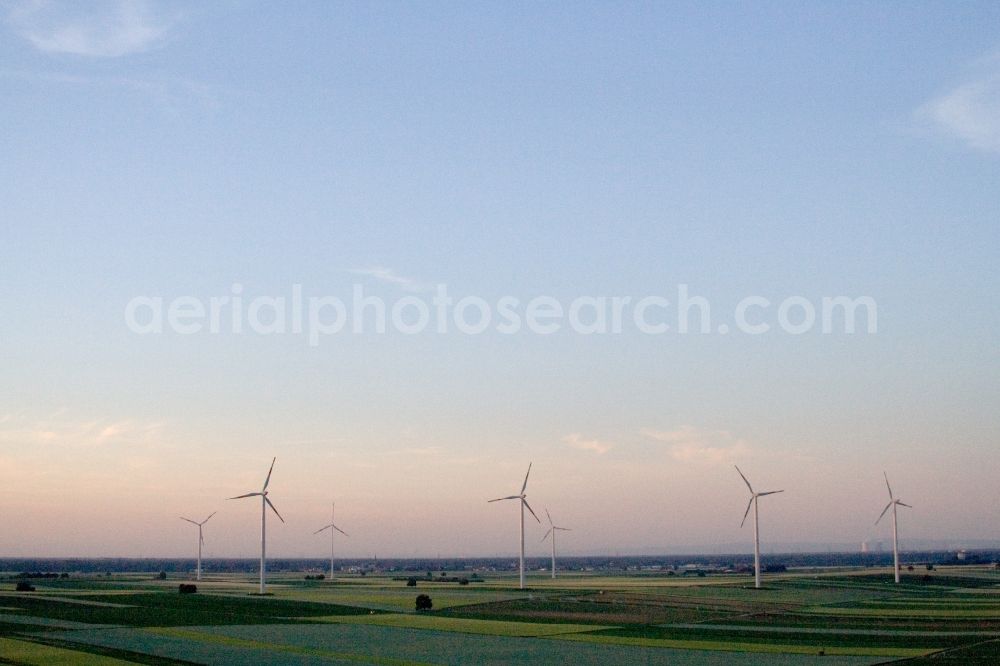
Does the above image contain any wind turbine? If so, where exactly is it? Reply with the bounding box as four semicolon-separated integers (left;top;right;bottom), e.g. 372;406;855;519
876;472;912;584
736;465;784;589
489;462;540;589
314;502;348;578
229;457;284;594
541;508;571;579
179;511;216;581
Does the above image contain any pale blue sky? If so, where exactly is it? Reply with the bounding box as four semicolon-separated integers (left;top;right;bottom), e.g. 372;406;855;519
1;1;998;558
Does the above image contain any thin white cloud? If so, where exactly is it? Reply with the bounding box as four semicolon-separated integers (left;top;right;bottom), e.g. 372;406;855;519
349;267;432;293
0;413;164;448
917;55;1000;154
641;425;749;465
563;433;612;455
0;69;221;112
7;0;178;58
393;446;444;456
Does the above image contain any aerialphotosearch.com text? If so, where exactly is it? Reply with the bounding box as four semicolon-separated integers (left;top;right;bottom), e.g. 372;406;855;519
124;284;878;346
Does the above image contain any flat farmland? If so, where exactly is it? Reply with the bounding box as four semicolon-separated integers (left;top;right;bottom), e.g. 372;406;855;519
0;568;998;664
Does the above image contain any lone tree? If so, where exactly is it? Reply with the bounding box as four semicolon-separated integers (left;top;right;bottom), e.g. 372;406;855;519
406;578;417;587
415;594;433;611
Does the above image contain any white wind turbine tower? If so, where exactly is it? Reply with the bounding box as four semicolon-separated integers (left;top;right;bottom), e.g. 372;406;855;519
314;502;348;578
229;457;284;594
489;462;540;590
876;471;912;584
179;511;216;581
736;465;784;589
541;508;571;579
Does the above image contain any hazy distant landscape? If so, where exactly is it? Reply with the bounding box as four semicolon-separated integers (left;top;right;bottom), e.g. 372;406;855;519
3;550;1000;576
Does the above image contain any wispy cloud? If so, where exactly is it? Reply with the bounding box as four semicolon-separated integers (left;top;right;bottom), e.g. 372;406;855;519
641;425;749;465
563;433;613;455
0;69;221;112
0;413;165;448
349;267;432;293
916;54;1000;154
392;446;444;456
6;0;178;58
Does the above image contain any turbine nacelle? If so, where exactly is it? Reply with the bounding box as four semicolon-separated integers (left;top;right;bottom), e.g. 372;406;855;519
487;463;540;523
876;472;912;525
314;524;348;536
735;466;783;528
541;508;571;541
228;457;284;522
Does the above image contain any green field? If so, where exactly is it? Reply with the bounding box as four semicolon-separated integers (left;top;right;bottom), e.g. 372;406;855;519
1;567;999;664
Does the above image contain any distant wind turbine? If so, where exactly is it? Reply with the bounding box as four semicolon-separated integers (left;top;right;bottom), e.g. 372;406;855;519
179;511;216;581
541;508;571;579
314;502;348;578
736;465;784;589
229;457;284;594
876;472;912;584
489;462;540;589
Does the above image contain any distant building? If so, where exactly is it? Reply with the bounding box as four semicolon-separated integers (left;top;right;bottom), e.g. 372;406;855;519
861;541;869;554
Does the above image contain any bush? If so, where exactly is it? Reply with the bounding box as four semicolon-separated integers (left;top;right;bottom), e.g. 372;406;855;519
15;581;35;592
458;578;469;585
178;584;197;594
157;571;167;580
415;594;433;611
406;578;417;587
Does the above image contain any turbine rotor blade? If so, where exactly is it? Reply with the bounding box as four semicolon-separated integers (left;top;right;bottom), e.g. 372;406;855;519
884;471;893;500
545;508;553;526
521;462;532;494
333;525;348;536
541;529;552;542
229;492;261;499
876;501;893;525
897;501;912;508
202;511;217;524
263;457;276;491
735;465;754;493
265;496;285;523
488;496;520;502
314;525;332;534
556;527;572;531
522;498;541;523
758;490;784;496
740;497;753;528
180;517;198;525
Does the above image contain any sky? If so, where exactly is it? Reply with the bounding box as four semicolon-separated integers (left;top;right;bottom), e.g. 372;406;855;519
1;1;998;559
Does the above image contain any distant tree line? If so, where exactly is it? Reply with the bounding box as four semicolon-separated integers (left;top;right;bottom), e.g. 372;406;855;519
2;551;998;576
